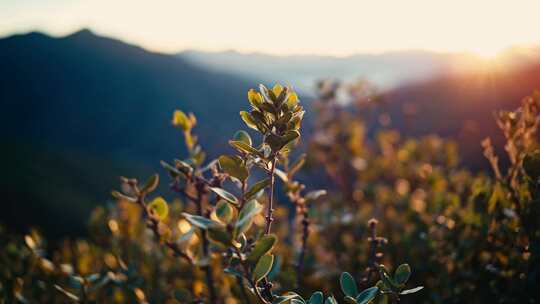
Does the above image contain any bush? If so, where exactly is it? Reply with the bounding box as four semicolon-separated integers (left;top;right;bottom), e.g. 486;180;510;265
1;83;538;303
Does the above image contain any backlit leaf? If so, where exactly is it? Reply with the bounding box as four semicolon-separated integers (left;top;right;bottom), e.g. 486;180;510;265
235;200;263;235
244;178;270;200
219;155;249;181
308;291;324;304
233;130;252;146
253;254;274;282
182;213;221;229
247;234;277;265
209;187;239;205
142;174;159;193
148;197;168;220
215;200;233;223
394;264;411;285
399;286;424;295
356;287;379;304
340;272;358;297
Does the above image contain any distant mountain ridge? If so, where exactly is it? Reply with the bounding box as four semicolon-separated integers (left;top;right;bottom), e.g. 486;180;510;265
178;47;540;93
2;29;540;237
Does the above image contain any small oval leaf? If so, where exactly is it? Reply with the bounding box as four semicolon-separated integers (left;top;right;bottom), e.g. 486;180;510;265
394;264;411;285
182;213;221;229
247;234;277;265
340;272;358;298
356;287;379;304
253;254;274;282
308;291;324;304
234;130;252;146
142;174;159;193
215;200;233;223
209;187;239;205
148;197;169;220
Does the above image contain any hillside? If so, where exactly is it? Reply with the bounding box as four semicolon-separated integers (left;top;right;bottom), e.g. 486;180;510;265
382;59;540;167
0;29;254;236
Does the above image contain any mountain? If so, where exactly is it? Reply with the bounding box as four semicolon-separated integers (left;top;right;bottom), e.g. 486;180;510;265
381;57;540;168
2;28;540;237
0;29;255;237
178;48;540;94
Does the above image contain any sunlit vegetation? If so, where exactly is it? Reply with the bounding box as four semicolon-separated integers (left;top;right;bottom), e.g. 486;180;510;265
1;83;539;303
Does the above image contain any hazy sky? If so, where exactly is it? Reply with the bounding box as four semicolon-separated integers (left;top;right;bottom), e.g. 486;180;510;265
1;0;540;56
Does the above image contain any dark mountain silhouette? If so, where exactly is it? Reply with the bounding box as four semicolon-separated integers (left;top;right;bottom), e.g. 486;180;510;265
0;29;254;237
382;59;540;168
1;29;540;237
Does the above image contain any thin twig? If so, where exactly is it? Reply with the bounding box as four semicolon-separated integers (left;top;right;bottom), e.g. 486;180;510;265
194;183;218;304
136;195;193;265
264;157;278;235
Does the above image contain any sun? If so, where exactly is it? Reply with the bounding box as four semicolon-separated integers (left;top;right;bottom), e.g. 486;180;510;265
472;45;505;60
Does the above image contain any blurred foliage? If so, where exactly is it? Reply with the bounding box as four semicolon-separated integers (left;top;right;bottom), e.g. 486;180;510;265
1;82;539;303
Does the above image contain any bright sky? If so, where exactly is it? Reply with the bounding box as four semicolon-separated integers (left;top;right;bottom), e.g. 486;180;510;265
1;0;540;56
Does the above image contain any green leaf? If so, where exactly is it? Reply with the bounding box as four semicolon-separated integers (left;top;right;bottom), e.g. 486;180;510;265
340;272;358;297
174;159;193;174
272;292;303;304
142;174;159;193
111;190;137;202
229;140;264;158
324;296;338;304
247;234;277;265
287;92;299;109
207;227;233;246
288;153;306;177
378;265;399;291
148;197;169;220
248;89;264;109
265;130;300;152
244;178;270;200
251;110;270;131
344;296;357;304
400;286;424;295
219;155;249;181
308;291;324;304
182;213;221;229
160;160;185;178
274;168;289;182
305;190;327;202
356;287;379;304
253;254;274;282
234;130;252;146
235;200;263;235
394;264;411;285
215;200;233;223
240;111;259;131
272;84;284;96
209;187;239;205
54;285;80;302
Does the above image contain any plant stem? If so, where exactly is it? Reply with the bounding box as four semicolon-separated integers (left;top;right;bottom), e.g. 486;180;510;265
233;246;269;304
264;157;278;235
195;185;217;304
296;212;309;288
236;276;251;304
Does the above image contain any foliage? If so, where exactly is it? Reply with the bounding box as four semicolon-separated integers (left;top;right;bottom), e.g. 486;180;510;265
2;82;539;303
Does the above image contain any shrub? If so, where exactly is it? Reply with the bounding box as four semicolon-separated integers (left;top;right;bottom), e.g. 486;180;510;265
1;83;538;303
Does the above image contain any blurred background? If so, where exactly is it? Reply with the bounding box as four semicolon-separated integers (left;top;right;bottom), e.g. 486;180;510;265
1;0;540;238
